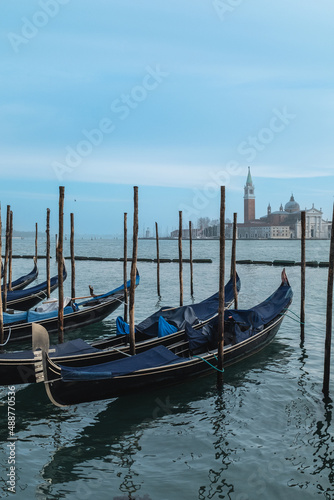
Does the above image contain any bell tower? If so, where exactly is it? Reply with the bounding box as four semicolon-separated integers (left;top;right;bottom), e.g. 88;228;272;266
244;167;255;223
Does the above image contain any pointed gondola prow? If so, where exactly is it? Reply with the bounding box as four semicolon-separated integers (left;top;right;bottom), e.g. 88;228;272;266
281;268;290;286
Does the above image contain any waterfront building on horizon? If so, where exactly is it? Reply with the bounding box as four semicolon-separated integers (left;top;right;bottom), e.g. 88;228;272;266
237;167;331;239
168;167;332;240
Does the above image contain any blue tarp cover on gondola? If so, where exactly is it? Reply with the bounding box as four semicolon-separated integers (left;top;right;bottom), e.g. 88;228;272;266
158;316;178;337
60;345;184;381
186;281;292;350
116;316;130;335
116;274;240;338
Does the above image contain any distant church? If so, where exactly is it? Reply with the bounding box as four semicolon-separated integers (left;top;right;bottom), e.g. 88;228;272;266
236;167;331;239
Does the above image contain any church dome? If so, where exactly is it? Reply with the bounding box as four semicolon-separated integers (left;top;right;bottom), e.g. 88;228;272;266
284;194;300;213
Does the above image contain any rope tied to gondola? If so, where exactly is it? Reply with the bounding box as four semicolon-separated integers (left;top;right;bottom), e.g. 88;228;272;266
280;310;305;325
192;353;224;373
0;328;12;347
282;308;302;319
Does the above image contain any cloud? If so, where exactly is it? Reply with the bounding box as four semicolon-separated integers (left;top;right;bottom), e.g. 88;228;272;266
251;164;334;180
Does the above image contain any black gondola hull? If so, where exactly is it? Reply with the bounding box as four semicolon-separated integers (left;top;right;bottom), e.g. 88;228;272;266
0;299;233;385
5;281;59;311
43;313;287;406
5;295;124;343
0;296;126;384
1;261;38;292
0;275;234;385
4;266;67;311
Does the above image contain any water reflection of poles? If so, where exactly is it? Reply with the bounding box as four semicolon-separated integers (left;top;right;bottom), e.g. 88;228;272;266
198;394;234;498
313;401;333;486
118;433;143;498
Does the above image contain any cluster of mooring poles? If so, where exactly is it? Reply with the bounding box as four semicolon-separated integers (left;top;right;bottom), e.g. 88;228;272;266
0;203;36;348
299;205;334;398
0;190;333;397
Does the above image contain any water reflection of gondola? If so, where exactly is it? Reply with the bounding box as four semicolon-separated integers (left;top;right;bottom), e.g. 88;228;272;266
35;337;292;498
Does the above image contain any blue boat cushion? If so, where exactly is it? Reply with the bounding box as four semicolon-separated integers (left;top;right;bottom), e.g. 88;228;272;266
2;311;28;324
60;345;184;381
158;316;178;337
27;305;74;323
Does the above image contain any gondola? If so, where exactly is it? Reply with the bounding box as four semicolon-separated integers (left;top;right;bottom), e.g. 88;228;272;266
2;264;67;311
0;272;140;346
34;270;292;406
0;274;239;385
1;259;38;292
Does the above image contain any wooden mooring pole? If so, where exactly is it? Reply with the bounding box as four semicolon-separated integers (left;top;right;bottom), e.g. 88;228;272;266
3;205;10;312
8;210;13;292
179;211;183;306
129;187;138;356
123;212;128;323
322;204;334;398
217;186;225;387
189;220;194;297
35;222;38;265
57;186;65;344
155;222;161;297
46;209;51;299
70;213;75;300
0;206;4;349
231;212;238;309
300;211;306;343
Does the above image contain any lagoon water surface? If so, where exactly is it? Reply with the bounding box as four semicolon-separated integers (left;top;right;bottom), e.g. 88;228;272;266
0;238;333;499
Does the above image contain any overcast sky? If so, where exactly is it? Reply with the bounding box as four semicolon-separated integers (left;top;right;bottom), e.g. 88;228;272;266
0;0;333;235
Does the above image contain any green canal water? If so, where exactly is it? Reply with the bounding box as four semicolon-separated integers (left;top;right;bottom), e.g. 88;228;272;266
0;238;333;499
